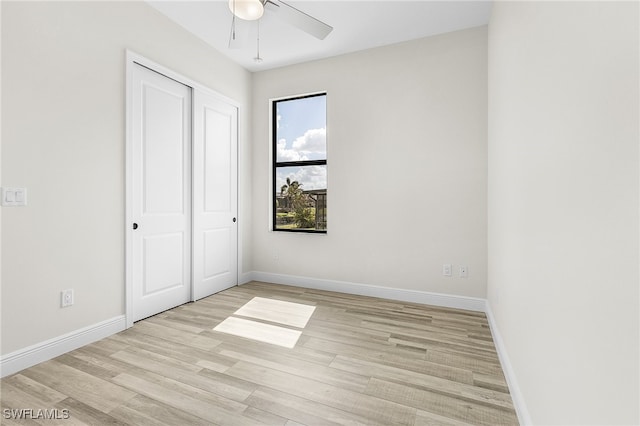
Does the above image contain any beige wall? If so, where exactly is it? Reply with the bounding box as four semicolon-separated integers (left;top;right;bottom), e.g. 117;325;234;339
487;2;639;424
251;27;488;298
1;1;252;355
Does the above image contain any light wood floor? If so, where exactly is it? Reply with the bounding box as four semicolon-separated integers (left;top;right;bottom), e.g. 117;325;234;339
1;281;519;425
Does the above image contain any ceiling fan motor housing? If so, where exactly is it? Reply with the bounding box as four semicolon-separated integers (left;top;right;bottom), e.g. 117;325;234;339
229;0;264;21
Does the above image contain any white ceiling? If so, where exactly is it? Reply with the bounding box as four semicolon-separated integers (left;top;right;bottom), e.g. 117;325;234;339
148;1;492;72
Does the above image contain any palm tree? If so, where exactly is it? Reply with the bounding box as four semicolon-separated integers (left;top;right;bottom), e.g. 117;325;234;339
280;177;301;197
280;177;303;209
280;177;315;228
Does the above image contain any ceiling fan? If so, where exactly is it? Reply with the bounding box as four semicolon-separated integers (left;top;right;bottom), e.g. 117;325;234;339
228;0;333;50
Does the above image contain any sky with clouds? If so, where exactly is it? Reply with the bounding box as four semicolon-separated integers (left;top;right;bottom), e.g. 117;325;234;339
275;95;327;192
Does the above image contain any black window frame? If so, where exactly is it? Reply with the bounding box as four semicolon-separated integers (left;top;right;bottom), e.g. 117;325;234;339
272;92;327;234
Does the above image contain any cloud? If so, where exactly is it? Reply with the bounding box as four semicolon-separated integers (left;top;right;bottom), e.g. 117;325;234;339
292;128;326;160
277;139;305;161
276;165;327;193
277;128;326;162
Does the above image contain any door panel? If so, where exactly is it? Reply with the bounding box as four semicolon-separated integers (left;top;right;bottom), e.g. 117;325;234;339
143;85;187;214
143;233;185;295
132;64;192;321
204;229;230;279
204;110;232;212
193;90;238;300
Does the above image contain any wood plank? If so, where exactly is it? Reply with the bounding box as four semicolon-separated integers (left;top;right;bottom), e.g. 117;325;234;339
108;394;212;426
210;336;336;366
108;327;238;371
414;409;477;426
328;349;474;385
330;355;514;410
109;349;254;402
245;387;373;426
242;406;289;426
20;360;136;413
54;397;129;426
365;378;518;426
303;336;426;361
111;373;259;426
2;374;67;405
473;372;510;393
54;352;122;381
426;349;504;376
131;321;222;351
226;361;417;425
110;347;202;374
217;348;369;392
0;381;80;426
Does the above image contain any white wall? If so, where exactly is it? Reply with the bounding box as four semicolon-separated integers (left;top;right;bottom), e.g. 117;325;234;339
488;2;639;424
251;27;488;298
0;0;3;354
1;1;252;355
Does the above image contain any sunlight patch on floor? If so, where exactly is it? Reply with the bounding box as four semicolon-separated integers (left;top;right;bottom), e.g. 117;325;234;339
214;317;302;348
233;297;316;328
213;297;316;348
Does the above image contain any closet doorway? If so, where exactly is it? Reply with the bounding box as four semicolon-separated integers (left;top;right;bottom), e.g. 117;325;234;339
126;54;238;325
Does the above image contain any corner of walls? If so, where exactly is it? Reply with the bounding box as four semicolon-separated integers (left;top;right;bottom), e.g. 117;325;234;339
239;70;254;281
484;300;532;426
239;271;255;285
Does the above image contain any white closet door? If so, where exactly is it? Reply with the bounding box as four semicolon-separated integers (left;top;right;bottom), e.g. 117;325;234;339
131;64;192;321
192;90;238;300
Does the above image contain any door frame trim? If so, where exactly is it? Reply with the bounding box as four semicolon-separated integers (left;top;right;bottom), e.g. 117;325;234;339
125;50;241;328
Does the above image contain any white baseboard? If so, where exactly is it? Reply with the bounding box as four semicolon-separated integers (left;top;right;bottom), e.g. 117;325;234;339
0;315;126;378
485;302;532;425
248;271;486;312
239;271;255;285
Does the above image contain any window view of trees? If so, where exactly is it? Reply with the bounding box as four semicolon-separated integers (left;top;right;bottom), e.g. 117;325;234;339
276;177;326;230
278;177;315;229
273;94;327;232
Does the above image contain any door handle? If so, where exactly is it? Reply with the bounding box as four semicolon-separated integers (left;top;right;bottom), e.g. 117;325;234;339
232;217;236;223
133;223;138;230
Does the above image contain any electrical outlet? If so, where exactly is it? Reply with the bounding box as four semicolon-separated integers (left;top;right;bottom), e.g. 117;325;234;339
443;264;452;277
459;266;468;278
61;289;74;308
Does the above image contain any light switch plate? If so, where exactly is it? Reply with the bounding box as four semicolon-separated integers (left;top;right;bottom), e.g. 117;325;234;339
1;187;27;206
443;264;452;277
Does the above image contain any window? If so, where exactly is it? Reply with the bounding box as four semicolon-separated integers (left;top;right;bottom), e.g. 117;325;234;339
272;93;327;233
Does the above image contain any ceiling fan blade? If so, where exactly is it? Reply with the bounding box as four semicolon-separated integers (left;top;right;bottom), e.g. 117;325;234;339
265;0;333;40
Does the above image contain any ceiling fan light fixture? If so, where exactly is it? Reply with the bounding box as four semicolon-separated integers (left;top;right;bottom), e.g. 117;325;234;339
229;0;264;21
